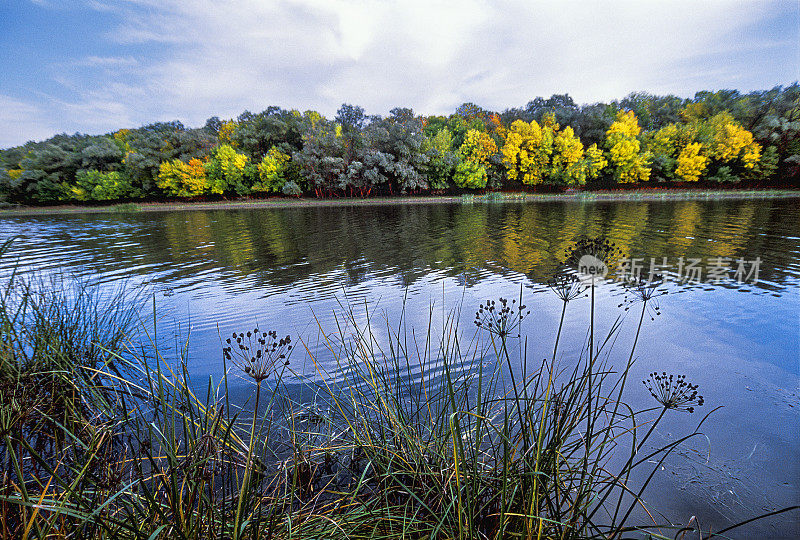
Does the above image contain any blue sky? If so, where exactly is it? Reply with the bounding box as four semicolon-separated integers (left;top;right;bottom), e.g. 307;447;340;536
0;0;798;148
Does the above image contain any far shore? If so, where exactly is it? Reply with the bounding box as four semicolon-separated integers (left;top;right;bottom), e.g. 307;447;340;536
1;188;798;216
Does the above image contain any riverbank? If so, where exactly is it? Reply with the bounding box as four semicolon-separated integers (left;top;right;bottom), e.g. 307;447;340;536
1;188;798;216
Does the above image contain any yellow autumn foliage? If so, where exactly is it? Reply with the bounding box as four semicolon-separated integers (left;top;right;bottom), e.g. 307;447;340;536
206;144;249;194
501;120;548;185
254;147;291;192
218;120;238;146
157;158;208;197
585;144;607;180
605;111;651;183
675;143;708;182
501;119;592;185
461;129;498;166
553;126;585;184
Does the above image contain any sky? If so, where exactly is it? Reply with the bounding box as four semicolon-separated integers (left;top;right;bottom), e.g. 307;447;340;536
0;0;798;148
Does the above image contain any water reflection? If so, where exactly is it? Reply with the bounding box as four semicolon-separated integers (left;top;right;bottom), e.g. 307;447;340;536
2;200;799;293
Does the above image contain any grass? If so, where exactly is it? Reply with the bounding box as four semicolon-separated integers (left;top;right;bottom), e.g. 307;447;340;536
0;237;796;539
112;203;141;213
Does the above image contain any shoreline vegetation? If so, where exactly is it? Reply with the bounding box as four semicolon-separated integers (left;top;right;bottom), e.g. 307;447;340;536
1;237;797;539
1;188;798;216
2;86;798;208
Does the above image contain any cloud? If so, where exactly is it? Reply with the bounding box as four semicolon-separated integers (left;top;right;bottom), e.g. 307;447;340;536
0;95;58;148
76;56;139;67
2;0;798;147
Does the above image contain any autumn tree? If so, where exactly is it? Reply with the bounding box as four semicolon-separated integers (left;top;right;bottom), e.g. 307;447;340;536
453;129;497;189
253;147;292;193
501;113;591;186
157;158;208;197
605;111;652;183
674;142;708;182
205;144;251;195
500;119;552;185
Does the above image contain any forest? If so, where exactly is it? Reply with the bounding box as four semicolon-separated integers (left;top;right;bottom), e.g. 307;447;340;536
1;85;798;205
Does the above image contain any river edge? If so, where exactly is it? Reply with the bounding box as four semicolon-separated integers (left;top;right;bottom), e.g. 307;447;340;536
1;188;798;216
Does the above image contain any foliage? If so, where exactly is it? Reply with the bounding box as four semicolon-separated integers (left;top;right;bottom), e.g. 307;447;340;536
751;145;780;182
707;165;737;183
501;119;552;185
675;142;708;182
1;86;798;205
204;144;250;195
553;126;586;184
422;127;459;190
453;159;488;189
460;129;497;166
218;119;237;146
281;180;303;197
643;123;679;181
254;147;292;193
501;116;589;186
71;170;135;201
605;111;652;183
584;143;607;180
157;158;208;197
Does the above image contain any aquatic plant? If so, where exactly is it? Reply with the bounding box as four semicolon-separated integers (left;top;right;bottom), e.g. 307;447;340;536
644;372;704;413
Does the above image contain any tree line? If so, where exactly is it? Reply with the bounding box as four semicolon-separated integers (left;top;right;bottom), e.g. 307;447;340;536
1;86;797;204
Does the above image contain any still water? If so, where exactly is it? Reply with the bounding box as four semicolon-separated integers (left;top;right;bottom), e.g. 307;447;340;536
1;198;799;537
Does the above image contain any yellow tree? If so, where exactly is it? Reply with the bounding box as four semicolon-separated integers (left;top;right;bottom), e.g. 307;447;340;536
553;126;585;184
500;119;552;185
501;114;590;186
157;158;208;197
460;129;497;166
605;111;651;183
585;143;607;181
254;147;291;192
454;129;497;189
218;120;238;146
205;144;249;194
675;142;708;182
704;113;761;168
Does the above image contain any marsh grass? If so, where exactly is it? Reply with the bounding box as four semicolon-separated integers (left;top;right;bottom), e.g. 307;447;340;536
0;237;796;539
112;203;141;213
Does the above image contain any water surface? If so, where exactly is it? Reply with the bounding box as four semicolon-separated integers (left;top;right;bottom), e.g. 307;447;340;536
1;198;798;537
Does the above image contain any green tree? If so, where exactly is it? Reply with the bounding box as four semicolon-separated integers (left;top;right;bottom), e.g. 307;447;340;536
205;144;252;195
253;147;293;193
71;170;134;201
453;159;487;189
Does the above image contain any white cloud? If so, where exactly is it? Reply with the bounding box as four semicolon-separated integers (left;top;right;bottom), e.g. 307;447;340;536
77;56;139;67
0;95;58;148
3;0;798;147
